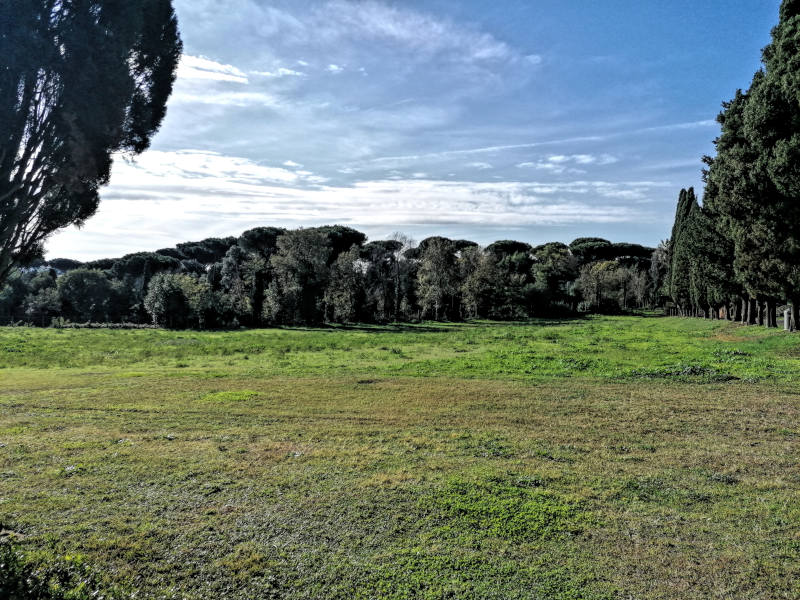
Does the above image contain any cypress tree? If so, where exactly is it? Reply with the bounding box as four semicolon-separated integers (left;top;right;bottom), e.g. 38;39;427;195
742;0;800;327
668;189;694;316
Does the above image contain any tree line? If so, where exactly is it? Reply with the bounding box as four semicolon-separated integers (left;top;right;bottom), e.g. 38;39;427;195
0;226;662;328
665;1;800;330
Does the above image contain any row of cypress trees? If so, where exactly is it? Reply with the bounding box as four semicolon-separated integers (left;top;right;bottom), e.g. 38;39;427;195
667;1;800;329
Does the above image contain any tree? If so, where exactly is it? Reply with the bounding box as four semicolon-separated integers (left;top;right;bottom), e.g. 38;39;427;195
741;1;800;327
0;0;182;286
417;237;458;320
239;227;285;260
389;233;417;321
531;242;578;313
569;238;612;266
362;240;402;322
179;275;214;329
324;246;365;323
648;241;670;309
23;267;60;321
176;237;238;265
263;229;331;324
220;245;251;324
484;240;535;318
46;258;83;273
459;246;498;319
668;189;695;315
144;272;190;328
57;268;114;322
309;225;367;263
578;261;622;312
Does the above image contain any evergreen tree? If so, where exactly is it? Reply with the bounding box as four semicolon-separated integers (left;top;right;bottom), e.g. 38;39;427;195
0;0;181;286
668;189;694;315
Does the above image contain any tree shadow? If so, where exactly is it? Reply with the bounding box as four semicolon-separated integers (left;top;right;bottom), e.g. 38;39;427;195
280;315;592;335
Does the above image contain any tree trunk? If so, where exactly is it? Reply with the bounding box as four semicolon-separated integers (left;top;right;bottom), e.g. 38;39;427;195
741;298;748;324
765;299;777;328
791;301;799;332
756;300;764;326
747;298;758;325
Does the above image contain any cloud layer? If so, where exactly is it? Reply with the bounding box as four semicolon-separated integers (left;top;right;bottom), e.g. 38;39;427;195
45;0;735;259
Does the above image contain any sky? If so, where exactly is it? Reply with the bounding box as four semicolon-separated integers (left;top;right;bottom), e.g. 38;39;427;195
47;0;781;260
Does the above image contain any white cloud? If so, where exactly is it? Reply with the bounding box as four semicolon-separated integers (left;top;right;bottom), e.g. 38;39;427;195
45;149;663;259
251;67;305;78
525;54;543;65
318;0;514;64
639;120;716;133
283;160;303;168
327;64;345;73
516;154;619;174
177;55;249;84
171;89;280;107
466;162;493;170
371;135;607;164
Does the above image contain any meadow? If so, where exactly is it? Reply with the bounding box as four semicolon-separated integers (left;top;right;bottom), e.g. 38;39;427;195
0;316;798;599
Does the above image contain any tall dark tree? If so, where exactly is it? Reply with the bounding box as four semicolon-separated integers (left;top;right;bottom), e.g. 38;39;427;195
264;229;331;324
668;189;695;315
742;1;800;327
0;0;182;286
531;242;578;313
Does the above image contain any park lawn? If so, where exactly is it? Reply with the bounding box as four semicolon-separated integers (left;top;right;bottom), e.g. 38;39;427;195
0;316;798;599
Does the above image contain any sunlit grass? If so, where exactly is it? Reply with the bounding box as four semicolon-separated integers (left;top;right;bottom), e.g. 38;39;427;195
0;317;798;598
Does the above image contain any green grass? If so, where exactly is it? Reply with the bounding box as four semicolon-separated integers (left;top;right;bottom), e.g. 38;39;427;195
0;316;798;598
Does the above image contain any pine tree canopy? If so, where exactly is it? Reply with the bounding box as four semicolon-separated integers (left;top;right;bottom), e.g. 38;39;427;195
0;0;182;286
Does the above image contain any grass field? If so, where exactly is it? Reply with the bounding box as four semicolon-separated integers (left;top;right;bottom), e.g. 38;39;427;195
1;316;799;599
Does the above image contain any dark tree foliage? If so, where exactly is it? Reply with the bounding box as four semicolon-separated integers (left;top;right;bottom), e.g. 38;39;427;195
309;225;367;262
46;257;83;272
417;237;459;320
684;200;738;318
57;268;114;322
668;189;694;314
155;247;187;260
416;236;456;256
531;242;578;312
453;239;480;252
660;1;800;327
569;238;612;265
8;228;666;327
744;2;800;314
362;240;403;322
110;252;181;282
0;0;181;286
264;229;332;324
239;226;286;259
609;243;655;269
485;240;532;257
179;259;206;276
176;237;238;264
83;258;116;271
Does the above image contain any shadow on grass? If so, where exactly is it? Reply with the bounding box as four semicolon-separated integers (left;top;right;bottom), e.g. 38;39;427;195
284;315;593;335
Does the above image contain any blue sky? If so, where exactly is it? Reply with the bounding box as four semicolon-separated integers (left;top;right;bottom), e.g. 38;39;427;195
48;0;780;259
